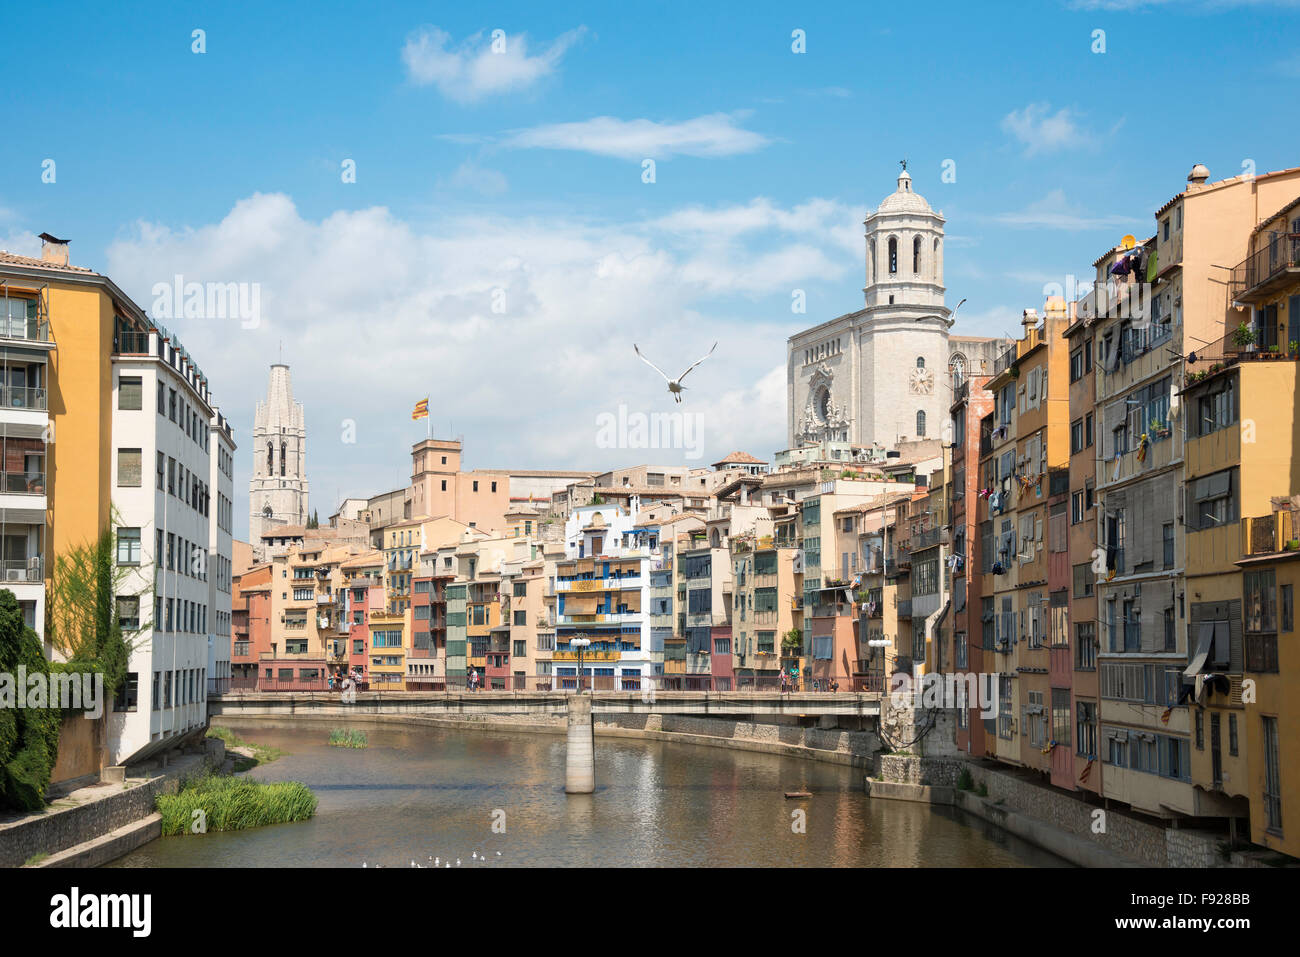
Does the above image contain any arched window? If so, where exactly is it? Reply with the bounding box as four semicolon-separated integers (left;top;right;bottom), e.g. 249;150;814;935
266;441;273;474
888;237;898;274
916;356;925;369
933;238;941;281
916;410;927;437
869;239;877;283
280;442;286;477
913;236;922;273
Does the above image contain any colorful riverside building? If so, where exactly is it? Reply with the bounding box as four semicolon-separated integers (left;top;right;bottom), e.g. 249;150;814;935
1063;298;1102;796
949;369;996;754
555;502;658;690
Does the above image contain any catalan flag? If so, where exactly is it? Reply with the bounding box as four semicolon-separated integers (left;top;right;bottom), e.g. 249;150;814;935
412;397;429;420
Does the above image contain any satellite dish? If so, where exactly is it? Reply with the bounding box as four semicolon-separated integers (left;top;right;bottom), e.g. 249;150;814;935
1120;234;1136;250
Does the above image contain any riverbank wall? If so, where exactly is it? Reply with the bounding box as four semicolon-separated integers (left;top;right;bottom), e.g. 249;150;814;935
867;754;1281;868
0;739;222;869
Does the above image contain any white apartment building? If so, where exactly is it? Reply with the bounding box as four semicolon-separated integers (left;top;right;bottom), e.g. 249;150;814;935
110;327;233;766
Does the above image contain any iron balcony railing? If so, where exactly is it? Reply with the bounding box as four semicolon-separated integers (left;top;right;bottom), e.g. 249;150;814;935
1231;233;1300;302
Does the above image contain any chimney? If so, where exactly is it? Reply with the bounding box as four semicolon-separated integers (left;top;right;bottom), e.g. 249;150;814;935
1022;307;1039;337
38;232;70;266
1187;164;1210;186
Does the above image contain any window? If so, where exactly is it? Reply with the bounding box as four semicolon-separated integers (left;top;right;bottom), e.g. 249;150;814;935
1070;418;1084;455
916;356;925;370
888;236;898;274
1229;713;1238;756
1163;523;1175;568
1188;469;1237;532
1195;709;1204;749
916;410;926;437
1284;584;1294;632
1194;378;1236;437
1075;621;1096;669
117;596;140;630
1263;716;1283;832
116;528;141;565
1076;701;1097;757
912;236;921;273
114;672;139;713
117;448;142;487
1072;562;1094;599
1070;348;1085;383
118;376;142;410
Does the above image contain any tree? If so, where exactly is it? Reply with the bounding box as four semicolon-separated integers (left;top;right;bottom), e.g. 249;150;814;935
45;523;144;704
0;590;61;811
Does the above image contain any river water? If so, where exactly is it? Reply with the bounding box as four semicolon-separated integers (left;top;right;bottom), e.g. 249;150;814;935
109;723;1066;867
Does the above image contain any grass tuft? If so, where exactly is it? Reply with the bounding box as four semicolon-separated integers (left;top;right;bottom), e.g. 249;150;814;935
156;772;317;835
328;728;368;749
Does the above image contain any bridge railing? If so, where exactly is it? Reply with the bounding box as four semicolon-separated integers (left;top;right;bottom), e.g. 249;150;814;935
213;673;884;696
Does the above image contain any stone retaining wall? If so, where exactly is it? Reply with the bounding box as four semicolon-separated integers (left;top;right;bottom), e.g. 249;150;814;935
0;752;212;868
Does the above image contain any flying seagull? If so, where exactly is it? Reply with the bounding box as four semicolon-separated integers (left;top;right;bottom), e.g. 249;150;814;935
634;341;717;403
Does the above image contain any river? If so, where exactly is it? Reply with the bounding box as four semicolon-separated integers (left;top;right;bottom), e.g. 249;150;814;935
108;722;1067;867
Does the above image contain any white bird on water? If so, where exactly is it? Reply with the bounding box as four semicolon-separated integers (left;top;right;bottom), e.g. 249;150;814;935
633;342;717;404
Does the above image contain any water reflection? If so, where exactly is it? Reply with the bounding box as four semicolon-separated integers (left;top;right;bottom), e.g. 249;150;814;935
109;723;1067;868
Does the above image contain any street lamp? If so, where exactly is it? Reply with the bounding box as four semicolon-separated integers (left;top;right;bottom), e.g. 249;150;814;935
570;637;591;693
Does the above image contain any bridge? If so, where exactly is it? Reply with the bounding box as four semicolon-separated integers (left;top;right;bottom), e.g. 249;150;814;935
209;689;884;719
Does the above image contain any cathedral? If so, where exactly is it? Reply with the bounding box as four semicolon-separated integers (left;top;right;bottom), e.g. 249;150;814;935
787;165;1008;451
249;363;309;552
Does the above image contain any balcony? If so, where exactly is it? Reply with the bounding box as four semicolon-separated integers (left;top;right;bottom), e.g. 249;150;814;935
0;556;42;583
1231;234;1300;303
0;386;47;413
1244;511;1296;555
913;527;948;550
896;599;913;618
553;649;620;662
1;469;44;496
112;329;151;355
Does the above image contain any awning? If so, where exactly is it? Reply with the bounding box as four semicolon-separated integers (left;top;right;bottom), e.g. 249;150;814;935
620;589;642;612
1184;621;1213;677
566;595;598;615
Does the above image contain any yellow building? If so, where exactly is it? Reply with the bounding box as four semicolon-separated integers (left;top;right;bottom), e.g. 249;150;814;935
1235;501;1299;859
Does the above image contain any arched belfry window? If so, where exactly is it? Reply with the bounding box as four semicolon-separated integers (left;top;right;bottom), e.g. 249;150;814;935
266;441;273;474
280;442;286;477
888;237;898;274
916;356;925;369
917;410;927;437
869;239;877;283
913;236;922;274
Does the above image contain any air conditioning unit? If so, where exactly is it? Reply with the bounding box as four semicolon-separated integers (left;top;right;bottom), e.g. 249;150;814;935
6;569;22;582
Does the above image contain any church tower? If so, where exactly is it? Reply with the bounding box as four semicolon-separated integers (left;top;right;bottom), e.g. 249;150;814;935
250;364;309;555
788;164;952;451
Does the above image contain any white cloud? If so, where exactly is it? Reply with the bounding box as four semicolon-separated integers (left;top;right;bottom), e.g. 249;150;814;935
402;26;586;102
104;194;848;536
992;189;1140;231
446;161;508;196
1001;103;1089;155
504;112;769;160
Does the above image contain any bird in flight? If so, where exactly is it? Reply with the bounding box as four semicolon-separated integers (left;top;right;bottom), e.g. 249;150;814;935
634;341;717;403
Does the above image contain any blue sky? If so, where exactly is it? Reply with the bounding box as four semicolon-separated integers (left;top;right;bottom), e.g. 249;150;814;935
3;0;1300;538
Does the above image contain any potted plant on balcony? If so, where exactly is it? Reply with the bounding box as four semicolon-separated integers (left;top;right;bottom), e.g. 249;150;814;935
1291;340;1299;358
1268;344;1282;359
1231;321;1257;352
1149;417;1171;439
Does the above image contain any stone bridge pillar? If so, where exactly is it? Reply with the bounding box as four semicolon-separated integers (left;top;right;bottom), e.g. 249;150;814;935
564;694;595;794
